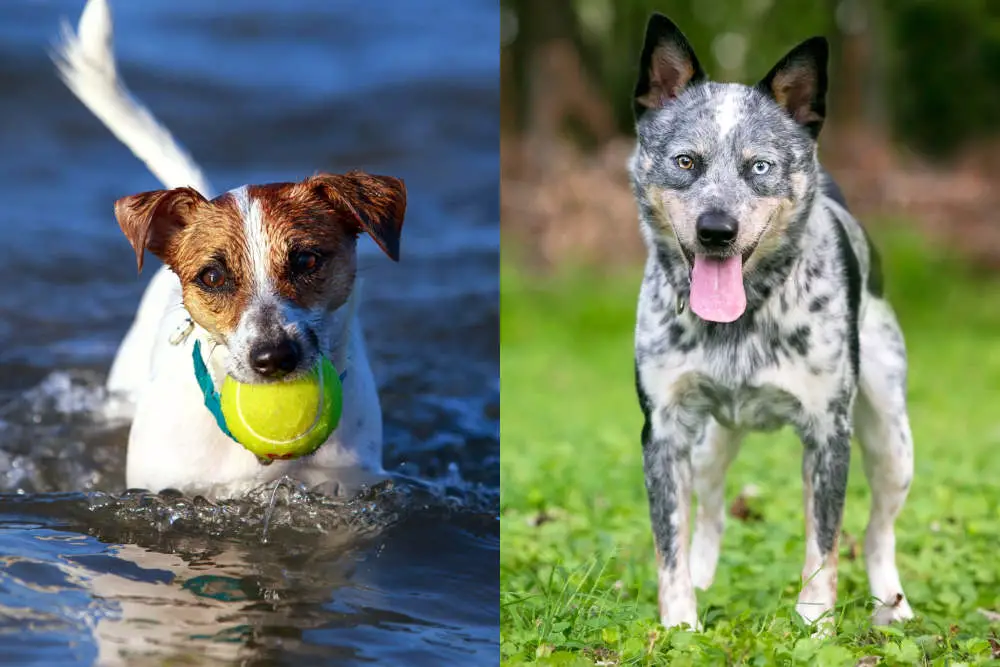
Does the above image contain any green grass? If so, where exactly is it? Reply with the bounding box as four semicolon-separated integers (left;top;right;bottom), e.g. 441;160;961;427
500;224;1000;666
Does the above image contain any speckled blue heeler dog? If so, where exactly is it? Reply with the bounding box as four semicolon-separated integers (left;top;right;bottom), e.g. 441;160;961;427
629;14;915;631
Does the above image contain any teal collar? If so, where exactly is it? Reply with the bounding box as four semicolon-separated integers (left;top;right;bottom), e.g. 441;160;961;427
191;339;348;444
192;339;236;441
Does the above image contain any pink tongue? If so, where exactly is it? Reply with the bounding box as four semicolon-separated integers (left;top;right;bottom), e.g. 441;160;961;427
690;255;746;323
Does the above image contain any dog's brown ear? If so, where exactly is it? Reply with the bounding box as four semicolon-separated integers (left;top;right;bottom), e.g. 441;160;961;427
113;187;207;272
634;13;706;119
309;171;407;262
756;37;829;140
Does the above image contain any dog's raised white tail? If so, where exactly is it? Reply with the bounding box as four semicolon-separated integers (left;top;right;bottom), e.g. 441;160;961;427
53;0;214;400
53;0;213;197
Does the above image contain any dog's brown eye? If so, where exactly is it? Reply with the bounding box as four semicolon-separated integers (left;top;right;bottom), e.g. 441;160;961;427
676;155;694;170
198;267;226;289
290;250;320;274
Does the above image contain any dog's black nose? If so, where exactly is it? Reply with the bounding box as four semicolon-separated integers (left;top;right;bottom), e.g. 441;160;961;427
696;211;739;248
250;339;301;378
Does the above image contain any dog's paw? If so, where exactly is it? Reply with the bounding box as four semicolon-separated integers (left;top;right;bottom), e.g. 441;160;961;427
658;578;701;631
660;614;703;633
872;593;914;626
660;599;702;632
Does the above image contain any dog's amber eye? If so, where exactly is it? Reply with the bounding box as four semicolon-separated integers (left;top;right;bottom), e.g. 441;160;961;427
198;267;226;289
675;155;694;170
289;250;320;274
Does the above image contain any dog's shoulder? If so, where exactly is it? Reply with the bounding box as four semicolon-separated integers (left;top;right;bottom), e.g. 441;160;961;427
817;166;884;299
818;166;849;212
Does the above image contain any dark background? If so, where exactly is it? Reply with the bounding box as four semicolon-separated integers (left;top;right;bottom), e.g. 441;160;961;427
501;0;1000;268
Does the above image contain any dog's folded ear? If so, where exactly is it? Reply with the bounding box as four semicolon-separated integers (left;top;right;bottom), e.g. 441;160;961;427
113;187;208;272
756;37;829;140
309;171;407;262
634;13;706;119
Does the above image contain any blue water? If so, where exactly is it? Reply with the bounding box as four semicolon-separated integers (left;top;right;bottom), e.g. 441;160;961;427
0;1;498;664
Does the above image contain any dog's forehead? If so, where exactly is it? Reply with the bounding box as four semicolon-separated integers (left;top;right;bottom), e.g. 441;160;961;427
213;182;305;223
203;183;351;284
638;82;801;158
212;182;327;243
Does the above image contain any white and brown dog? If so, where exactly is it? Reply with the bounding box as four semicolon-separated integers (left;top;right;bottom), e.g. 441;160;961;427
54;0;403;499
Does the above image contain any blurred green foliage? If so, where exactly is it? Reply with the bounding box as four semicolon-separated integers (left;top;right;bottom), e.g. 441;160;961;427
886;0;1000;156
502;0;1000;158
500;223;1000;664
569;0;831;121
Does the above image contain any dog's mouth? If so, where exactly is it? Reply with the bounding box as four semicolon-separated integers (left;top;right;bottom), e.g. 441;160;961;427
681;245;757;324
681;245;756;268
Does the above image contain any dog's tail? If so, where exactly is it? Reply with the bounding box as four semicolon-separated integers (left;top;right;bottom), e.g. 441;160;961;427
53;0;214;197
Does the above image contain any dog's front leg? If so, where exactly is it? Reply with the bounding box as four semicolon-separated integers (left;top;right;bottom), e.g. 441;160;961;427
641;398;704;630
690;421;741;590
795;403;852;630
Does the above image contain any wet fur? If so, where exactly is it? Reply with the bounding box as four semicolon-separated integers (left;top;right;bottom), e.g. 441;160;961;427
629;14;914;631
55;0;401;498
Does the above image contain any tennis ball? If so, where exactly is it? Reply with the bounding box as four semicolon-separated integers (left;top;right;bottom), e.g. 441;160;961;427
219;356;343;461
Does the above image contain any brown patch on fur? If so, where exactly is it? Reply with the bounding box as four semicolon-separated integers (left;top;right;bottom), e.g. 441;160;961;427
654;547;667;619
309;171;407;261
251;181;359;313
744;196;796;273
643;185;681;237
113;187;209;272
113;187;252;336
113;171;406;340
167;193;250;336
769;65;823;128
637;45;698;109
824;542;840;603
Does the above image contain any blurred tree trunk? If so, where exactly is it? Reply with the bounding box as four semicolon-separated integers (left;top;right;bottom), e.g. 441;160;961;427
501;44;516;137
507;0;616;175
825;0;891;201
829;0;863;133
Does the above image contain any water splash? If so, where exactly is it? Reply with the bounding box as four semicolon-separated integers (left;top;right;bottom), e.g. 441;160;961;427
0;360;499;544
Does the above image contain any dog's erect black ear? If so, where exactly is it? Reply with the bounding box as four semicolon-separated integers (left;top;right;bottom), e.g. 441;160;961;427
756;37;829;140
114;187;207;272
633;13;706;119
310;171;407;262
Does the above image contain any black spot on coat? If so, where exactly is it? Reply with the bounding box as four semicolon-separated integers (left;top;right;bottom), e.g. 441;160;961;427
831;220;861;378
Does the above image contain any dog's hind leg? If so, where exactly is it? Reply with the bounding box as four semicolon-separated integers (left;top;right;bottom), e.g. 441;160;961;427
854;298;915;624
690;421;741;590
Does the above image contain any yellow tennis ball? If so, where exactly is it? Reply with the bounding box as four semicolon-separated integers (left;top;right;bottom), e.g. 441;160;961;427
219;356;343;461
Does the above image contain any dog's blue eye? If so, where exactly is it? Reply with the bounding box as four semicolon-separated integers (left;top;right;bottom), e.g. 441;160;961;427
752;160;771;175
